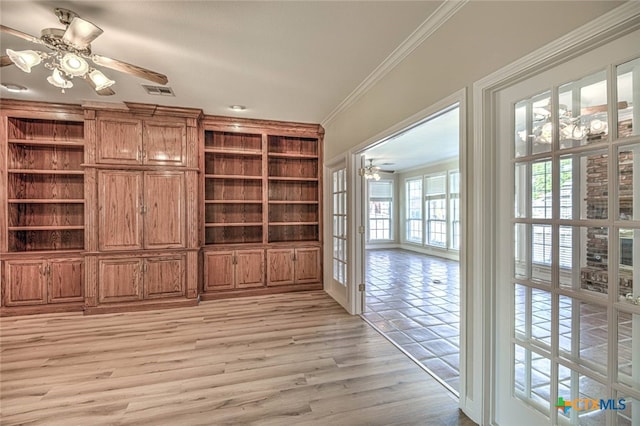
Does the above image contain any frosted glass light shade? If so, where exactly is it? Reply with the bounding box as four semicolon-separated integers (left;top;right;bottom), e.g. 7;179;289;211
6;49;42;73
60;53;89;76
88;69;115;90
47;68;73;89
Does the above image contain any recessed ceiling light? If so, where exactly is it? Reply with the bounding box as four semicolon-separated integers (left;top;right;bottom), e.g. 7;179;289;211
230;105;246;111
1;83;28;92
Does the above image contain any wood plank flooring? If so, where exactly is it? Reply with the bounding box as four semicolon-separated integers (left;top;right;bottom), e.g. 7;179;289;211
0;291;476;425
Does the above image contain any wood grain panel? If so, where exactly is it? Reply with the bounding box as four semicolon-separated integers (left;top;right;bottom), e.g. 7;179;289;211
9;203;83;227
3;260;46;306
144;172;184;249
97;118;142;165
143;121;186;166
7;117;83;141
98;171;143;251
48;258;83;303
236;249;265;288
98;257;143;303
294;247;321;283
266;249;294;286
0;291;473;425
8;173;84;200
204;251;234;291
144;255;185;299
8;145;83;171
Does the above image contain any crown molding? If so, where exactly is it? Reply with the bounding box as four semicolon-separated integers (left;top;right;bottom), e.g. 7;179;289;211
321;0;468;127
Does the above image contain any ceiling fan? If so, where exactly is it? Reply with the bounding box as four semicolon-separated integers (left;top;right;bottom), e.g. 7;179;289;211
0;7;168;96
364;159;394;180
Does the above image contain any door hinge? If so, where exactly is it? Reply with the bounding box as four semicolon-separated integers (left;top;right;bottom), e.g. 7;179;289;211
358;225;365;234
358;167;365;177
358;283;365;292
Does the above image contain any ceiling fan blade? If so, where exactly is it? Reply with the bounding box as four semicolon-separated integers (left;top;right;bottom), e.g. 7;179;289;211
91;54;168;85
1;55;13;67
82;74;115;96
62;17;103;50
0;24;42;44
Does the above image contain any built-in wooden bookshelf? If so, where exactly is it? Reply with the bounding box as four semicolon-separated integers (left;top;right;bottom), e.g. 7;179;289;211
201;120;323;298
203;131;264;245
6;118;85;252
267;136;319;243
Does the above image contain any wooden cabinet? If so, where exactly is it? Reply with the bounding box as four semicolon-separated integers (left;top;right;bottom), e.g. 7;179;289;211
84;104;200;313
3;257;83;307
1;103;86;315
96;116;186;166
98;254;185;303
200;118;323;299
267;247;320;286
204;249;264;291
98;170;185;251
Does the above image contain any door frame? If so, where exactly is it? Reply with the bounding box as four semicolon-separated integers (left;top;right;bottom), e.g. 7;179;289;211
472;4;640;424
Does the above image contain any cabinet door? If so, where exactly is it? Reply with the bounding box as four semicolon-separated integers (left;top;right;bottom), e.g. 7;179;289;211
204;251;234;291
236;249;265;288
266;249;295;286
97;118;142;164
98;258;143;303
144;256;185;299
294;247;321;284
4;260;47;306
143;121;186;166
144;172;185;249
98;171;143;251
48;258;83;303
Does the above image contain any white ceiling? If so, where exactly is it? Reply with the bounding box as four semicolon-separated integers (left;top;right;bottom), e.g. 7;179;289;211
365;105;459;172
0;1;443;124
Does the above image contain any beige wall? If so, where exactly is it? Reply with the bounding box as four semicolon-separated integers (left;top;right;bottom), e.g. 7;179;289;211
323;1;623;158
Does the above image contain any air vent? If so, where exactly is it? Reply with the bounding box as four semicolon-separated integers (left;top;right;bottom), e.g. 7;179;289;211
142;84;175;96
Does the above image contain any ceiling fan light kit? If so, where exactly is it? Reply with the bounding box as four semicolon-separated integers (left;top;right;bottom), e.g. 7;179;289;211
6;49;41;72
1;8;168;96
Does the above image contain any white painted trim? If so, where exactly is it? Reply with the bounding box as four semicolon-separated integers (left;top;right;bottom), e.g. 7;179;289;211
365;243;401;250
321;0;468;127
469;3;640;425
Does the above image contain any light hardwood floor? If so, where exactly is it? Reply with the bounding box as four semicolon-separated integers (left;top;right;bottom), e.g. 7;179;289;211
0;291;475;425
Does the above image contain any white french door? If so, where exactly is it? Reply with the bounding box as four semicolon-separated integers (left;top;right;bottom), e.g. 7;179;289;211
495;30;640;425
325;161;349;310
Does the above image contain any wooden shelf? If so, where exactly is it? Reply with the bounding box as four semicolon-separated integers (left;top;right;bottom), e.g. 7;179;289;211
205;222;263;228
8;225;85;231
8;138;84;147
8;169;85;175
268;152;318;159
5;116;86;255
269;222;319;226
268;176;318;182
205;200;262;204
268;200;318;205
204;148;262;156
205;174;262;180
8;199;85;204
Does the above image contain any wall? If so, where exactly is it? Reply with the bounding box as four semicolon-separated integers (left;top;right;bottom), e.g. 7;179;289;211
323;1;622;158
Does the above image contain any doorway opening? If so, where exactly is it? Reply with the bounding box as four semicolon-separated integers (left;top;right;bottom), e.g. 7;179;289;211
358;103;462;394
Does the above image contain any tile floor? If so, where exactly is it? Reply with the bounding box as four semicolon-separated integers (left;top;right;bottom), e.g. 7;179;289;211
362;248;461;393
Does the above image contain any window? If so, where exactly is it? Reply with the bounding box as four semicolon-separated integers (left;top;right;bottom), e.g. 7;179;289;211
425;174;447;247
368;180;393;241
405;178;423;243
449;171;460;250
332;169;347;285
